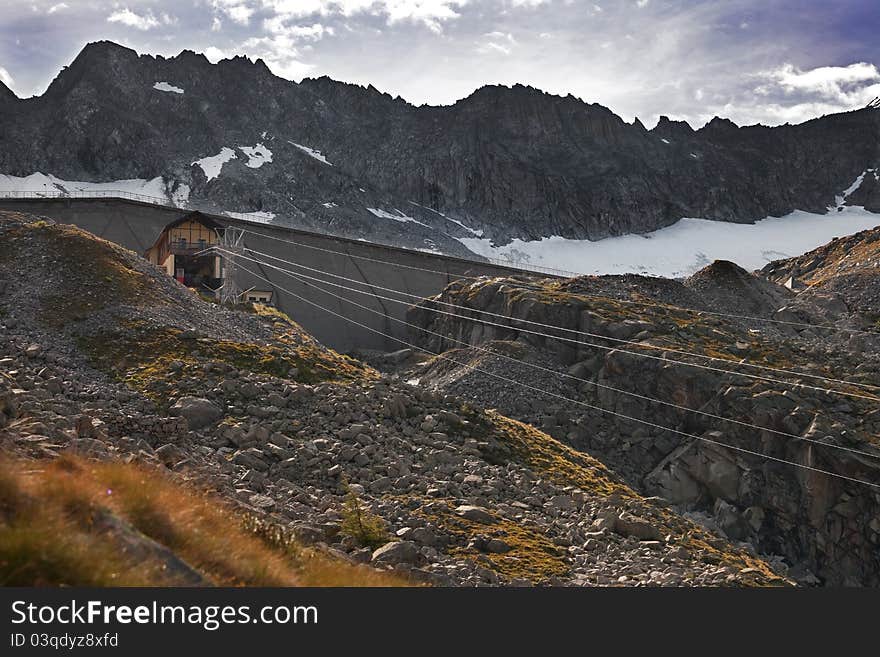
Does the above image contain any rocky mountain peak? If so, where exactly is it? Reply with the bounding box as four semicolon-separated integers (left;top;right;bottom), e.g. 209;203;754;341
699;116;740;137
651;115;696;139
172;48;212;66
0;41;878;249
0;79;15;103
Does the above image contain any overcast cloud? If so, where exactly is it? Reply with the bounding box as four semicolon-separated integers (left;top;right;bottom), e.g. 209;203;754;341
2;0;879;127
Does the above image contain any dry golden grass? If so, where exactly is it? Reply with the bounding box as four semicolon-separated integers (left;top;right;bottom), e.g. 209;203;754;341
0;455;409;587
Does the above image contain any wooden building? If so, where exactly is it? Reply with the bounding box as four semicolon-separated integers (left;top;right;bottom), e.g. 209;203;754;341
145;212;224;293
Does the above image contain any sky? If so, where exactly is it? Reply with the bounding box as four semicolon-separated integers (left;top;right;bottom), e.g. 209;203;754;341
1;0;879;127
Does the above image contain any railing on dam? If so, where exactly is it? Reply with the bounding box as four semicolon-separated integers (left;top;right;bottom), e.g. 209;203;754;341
0;190;583;279
0;189;184;206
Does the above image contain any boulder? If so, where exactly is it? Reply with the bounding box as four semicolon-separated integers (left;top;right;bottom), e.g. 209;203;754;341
614;514;661;541
714;500;751;541
371;541;421;565
0;387;18;428
455;505;497;524
485;538;512;553
169;397;222;430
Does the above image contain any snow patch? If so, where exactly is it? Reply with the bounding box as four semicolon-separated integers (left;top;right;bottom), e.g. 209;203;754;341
835;169;874;208
153;81;184;94
239;143;273;169
408;201;484;237
169;182;190;207
0;172;188;207
459;206;880;278
288;141;333;166
193;147;236;182
224;210;276;224
660;138;670;144
322;202;337;208
367;207;429;227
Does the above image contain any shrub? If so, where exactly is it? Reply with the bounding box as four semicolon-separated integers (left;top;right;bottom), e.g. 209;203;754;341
339;485;388;550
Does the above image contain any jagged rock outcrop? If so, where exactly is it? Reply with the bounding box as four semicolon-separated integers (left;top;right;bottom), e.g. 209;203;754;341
406;256;880;585
0;41;878;252
761;225;880;331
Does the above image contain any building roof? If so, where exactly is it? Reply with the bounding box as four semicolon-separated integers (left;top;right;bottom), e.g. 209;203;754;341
161;211;226;233
145;211;226;254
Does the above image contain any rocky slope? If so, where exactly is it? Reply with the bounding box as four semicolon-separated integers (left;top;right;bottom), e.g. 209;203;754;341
0;41;878;252
761;225;880;331
405;250;880;585
0;211;789;586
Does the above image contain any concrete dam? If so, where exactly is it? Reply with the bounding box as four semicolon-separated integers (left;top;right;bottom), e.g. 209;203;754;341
0;197;556;352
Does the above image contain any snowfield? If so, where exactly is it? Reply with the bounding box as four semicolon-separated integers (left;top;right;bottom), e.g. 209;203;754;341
153;81;184;94
0;172;189;207
460;206;880;278
288;141;333;166
461;170;880;277
192;148;236;182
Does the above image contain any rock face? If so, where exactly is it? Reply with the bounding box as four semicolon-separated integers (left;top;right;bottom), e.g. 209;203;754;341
406;254;880;586
0;40;878;252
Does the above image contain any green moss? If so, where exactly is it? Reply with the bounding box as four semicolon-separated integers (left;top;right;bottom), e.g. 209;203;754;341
488;412;629;497
79;325;373;407
420;505;569;582
479;413;790;586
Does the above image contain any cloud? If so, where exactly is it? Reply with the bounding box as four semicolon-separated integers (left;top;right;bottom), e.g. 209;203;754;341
210;1;254;25
478;42;511;55
227;5;255;25
759;62;880;102
236;19;334;80
106;8;174;31
382;0;468;33
478;31;516;56
263;16;333;40
0;66;14;91
484;31;515;42
47;2;68;13
204;46;228;63
256;0;468;33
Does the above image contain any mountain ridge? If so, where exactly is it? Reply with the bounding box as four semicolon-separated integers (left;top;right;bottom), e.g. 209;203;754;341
1;41;878;253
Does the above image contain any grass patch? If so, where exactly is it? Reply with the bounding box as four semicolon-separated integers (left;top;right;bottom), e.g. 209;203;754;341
0;455;409;587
